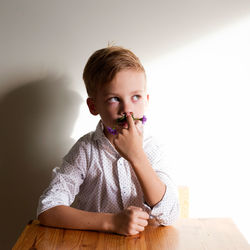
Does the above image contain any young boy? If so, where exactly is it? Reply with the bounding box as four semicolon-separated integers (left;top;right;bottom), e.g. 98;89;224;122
37;46;179;236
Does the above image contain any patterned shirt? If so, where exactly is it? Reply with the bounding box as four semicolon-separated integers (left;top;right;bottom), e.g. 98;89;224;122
37;121;179;225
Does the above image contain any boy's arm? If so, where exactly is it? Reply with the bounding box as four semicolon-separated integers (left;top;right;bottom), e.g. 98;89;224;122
38;205;113;231
130;151;166;207
114;113;166;207
38;205;149;235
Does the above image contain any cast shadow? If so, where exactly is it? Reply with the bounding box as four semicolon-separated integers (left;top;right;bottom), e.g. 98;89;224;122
0;76;83;248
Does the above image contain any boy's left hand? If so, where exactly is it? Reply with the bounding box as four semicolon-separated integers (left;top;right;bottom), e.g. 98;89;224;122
113;113;144;163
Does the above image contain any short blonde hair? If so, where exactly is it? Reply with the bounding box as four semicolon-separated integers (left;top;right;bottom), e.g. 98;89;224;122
83;46;145;97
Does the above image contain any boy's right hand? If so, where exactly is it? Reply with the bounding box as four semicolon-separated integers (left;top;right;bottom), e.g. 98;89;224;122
112;206;149;236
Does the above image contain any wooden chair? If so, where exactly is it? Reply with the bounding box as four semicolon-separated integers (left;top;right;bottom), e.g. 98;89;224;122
178;186;189;218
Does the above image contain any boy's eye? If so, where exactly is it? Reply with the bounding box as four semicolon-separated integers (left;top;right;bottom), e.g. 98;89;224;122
132;95;140;101
108;97;120;103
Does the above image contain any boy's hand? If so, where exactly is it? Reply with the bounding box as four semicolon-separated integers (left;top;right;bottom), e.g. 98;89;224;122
112;206;149;236
113;113;144;163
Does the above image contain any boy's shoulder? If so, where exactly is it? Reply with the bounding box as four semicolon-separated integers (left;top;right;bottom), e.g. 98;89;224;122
66;121;104;155
143;127;165;149
77;130;95;145
144;135;165;150
76;120;104;146
63;130;97;165
143;127;168;160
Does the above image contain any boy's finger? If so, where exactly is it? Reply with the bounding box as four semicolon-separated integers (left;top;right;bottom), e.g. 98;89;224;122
127;113;135;130
137;218;149;227
128;206;142;211
129;207;149;218
138;211;150;220
135;120;143;133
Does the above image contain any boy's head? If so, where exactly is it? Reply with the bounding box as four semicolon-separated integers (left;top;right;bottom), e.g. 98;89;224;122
83;46;149;136
83;46;145;98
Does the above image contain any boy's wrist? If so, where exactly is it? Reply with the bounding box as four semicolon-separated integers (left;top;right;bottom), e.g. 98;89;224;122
129;150;148;168
102;213;116;233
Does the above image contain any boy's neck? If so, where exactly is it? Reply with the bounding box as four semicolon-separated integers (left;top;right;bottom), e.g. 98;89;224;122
103;127;116;146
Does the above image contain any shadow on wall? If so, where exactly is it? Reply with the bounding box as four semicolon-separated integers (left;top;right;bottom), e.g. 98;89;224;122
0;76;82;248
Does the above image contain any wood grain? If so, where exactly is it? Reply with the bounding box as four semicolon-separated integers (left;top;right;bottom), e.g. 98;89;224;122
13;218;249;250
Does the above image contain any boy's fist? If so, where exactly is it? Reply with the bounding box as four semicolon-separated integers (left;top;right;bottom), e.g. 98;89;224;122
112;206;149;236
113;113;144;164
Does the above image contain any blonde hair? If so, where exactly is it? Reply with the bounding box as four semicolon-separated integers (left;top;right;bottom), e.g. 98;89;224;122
83;46;145;97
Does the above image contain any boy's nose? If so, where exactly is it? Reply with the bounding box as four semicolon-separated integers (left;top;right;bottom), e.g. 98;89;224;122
120;101;132;115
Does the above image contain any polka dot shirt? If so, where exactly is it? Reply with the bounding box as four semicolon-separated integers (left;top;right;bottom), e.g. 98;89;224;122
37;121;179;225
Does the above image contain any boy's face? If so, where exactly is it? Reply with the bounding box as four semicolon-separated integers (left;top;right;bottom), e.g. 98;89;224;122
88;69;149;136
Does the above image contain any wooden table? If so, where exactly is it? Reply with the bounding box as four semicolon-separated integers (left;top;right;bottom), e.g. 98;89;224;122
13;218;249;250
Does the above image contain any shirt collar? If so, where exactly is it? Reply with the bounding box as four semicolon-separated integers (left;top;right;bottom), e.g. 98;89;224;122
93;120;106;141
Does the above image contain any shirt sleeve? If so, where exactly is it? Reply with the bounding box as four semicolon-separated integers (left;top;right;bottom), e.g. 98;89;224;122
143;138;180;225
36;139;87;217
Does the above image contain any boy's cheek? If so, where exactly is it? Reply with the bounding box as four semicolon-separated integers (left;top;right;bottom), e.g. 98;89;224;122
101;115;117;128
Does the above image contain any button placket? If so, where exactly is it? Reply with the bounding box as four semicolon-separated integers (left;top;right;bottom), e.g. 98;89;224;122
117;158;131;209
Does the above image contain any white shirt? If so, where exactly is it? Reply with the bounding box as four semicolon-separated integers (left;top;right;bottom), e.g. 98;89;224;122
37;121;179;225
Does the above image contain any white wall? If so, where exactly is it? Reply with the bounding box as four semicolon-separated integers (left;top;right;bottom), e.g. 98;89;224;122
1;0;250;248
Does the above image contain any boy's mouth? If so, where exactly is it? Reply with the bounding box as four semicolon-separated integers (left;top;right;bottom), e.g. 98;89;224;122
116;117;128;129
116;115;127;125
107;114;147;135
116;114;147;125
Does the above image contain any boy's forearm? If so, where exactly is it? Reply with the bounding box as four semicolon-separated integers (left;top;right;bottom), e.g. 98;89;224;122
38;205;114;232
130;151;166;207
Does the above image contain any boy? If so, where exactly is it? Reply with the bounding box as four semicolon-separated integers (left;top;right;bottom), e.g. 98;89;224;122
37;46;179;236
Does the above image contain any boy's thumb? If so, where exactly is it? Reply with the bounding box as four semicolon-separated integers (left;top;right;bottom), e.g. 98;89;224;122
127;206;142;211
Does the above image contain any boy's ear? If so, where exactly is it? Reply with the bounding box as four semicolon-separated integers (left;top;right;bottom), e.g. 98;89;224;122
87;98;99;116
145;94;149;109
